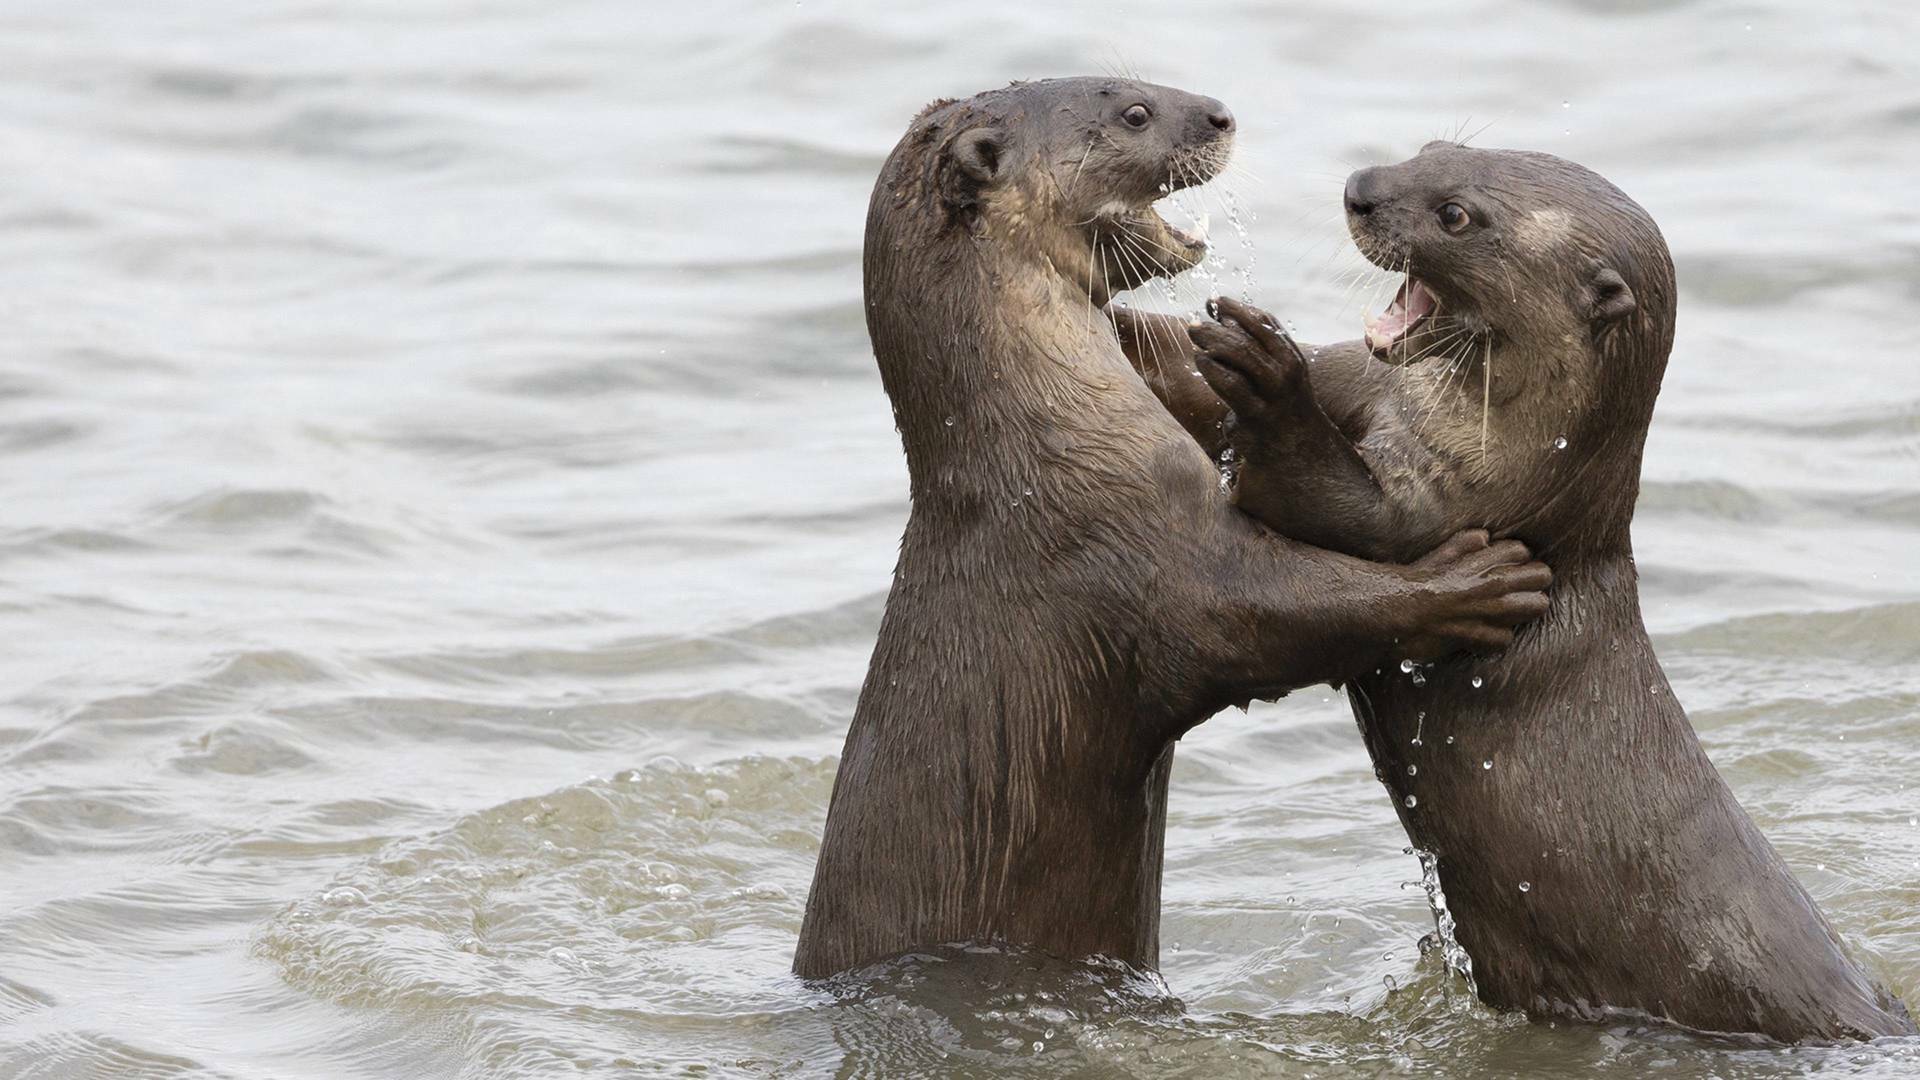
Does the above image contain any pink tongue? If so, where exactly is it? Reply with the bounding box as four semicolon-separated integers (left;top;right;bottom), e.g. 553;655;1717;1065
1365;280;1437;351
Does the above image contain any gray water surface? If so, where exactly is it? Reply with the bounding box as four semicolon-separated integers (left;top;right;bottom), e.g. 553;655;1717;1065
2;1;1918;1077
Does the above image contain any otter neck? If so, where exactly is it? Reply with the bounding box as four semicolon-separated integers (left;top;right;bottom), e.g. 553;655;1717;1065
866;229;1137;504
1407;330;1656;560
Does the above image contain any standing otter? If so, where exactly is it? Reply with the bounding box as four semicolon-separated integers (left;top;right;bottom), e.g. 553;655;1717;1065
1130;143;1913;1041
793;87;1556;979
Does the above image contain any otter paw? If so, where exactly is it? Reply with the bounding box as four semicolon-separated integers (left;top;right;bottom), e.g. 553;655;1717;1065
1400;531;1553;660
1190;297;1311;419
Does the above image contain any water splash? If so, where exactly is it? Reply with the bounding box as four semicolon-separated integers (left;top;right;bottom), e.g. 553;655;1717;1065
1216;445;1238;494
1411;848;1476;994
1119;179;1259;319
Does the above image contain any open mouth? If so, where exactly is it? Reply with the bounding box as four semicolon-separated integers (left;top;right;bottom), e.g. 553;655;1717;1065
1094;200;1210;285
1363;276;1441;362
1150;204;1210;266
1148;143;1229;270
1092;139;1231;295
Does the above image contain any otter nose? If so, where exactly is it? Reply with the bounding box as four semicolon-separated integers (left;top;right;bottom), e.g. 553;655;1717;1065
1344;166;1386;217
1206;102;1235;133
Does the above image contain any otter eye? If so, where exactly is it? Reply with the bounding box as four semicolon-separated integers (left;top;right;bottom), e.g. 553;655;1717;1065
1437;202;1471;233
1121;104;1151;128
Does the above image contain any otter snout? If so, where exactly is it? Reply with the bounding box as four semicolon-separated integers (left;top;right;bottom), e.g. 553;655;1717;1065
1344;166;1388;217
1180;95;1235;147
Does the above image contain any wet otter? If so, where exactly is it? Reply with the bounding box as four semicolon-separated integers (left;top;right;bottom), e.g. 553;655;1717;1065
1126;143;1913;1041
792;86;1556;979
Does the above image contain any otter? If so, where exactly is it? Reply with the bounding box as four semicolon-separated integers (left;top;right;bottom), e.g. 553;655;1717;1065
1118;143;1914;1041
792;86;1556;980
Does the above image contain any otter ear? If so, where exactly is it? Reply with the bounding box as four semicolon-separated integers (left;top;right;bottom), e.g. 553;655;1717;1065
949;127;1007;185
1584;264;1636;327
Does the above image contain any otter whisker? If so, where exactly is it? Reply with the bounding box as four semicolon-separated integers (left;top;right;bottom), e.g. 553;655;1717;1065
1098;239;1116;322
1417;343;1479;435
1105;238;1173;379
1106;230;1157;299
1346;253;1397;321
1493;241;1521;306
1412;353;1465;432
1217;158;1263;186
1329;258;1380;310
1322;260;1369;306
1113;220;1205;269
1069;138;1096;198
1481;335;1493;460
1119;227;1205;318
1088;224;1102;335
1402;256;1423;368
1293;226;1352;272
1410;327;1471;359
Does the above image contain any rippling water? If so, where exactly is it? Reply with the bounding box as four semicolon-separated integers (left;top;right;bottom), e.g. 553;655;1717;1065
2;1;1917;1076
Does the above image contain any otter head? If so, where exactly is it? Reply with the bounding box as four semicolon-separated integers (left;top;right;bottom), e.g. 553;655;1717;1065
884;78;1235;307
1342;142;1674;380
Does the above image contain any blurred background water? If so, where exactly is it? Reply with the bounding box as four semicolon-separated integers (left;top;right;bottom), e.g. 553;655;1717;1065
1;1;1917;1076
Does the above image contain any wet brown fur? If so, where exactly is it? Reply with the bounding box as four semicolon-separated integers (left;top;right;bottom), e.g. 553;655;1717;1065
1123;143;1914;1041
792;87;1554;979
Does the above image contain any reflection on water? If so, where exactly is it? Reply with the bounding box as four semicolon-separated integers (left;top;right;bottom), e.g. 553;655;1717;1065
1;0;1917;1076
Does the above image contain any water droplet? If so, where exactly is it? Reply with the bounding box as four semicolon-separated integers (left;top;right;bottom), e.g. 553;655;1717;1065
1552;436;1568;450
1407;764;1418;777
1404;794;1418;808
1383;974;1398;992
1400;659;1415;673
1560;100;1570;109
1382;951;1394;962
1411;669;1427;687
322;886;367;906
1518;881;1532;893
1470;675;1484;688
943;415;955;427
1482;759;1493;770
1032;1041;1045;1054
1445;735;1455;745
